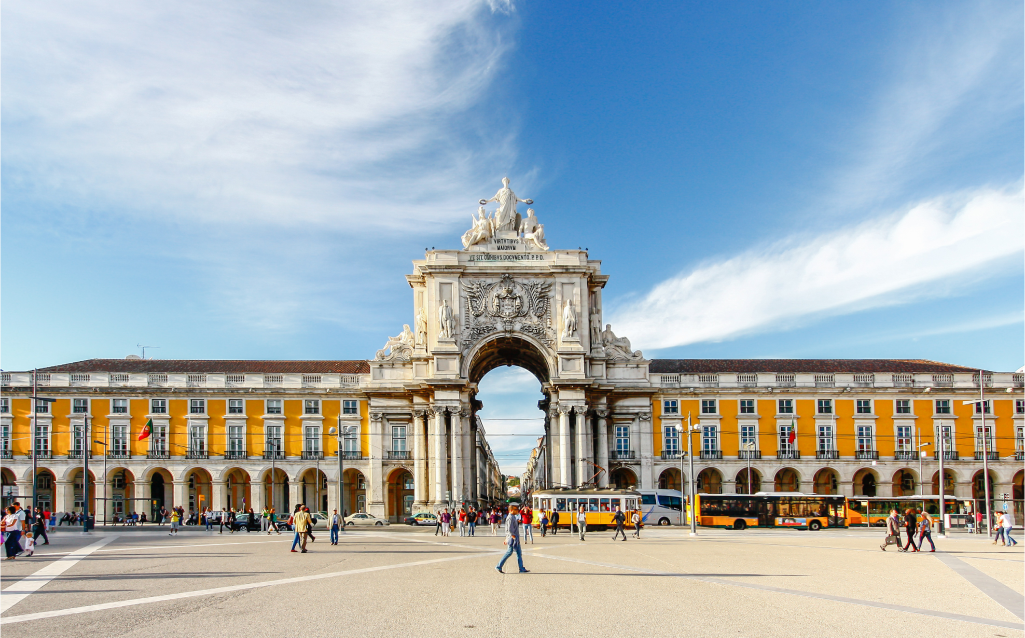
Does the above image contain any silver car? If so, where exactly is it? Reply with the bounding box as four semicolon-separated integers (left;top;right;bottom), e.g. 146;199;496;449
344;512;390;526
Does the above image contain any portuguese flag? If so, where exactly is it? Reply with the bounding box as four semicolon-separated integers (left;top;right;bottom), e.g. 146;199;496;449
139;419;152;441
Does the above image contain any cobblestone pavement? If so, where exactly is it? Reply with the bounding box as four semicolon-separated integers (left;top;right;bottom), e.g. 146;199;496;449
1;526;1022;637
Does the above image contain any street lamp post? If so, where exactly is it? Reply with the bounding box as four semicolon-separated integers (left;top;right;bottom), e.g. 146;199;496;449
31;369;37;514
676;413;697;536
94;439;108;526
964;371;993;537
745;441;755;494
916;442;931;496
82;417;90;533
938;426;947;537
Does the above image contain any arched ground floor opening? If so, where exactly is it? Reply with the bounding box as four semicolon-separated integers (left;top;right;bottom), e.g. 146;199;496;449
972;470;997;507
387;467;415;522
146;468;174;520
813;468;838;495
343;469;367;515
892;468;917;497
930;470;956;496
34;468;57;513
853;468;877;497
734;468;761;494
697;468;723;494
774;468;800;492
610;467;637;489
67;468;96;514
298;468;328;514
658;467;681;491
184;468;213;516
262;468;289;515
224;467;252;512
1;468;16;509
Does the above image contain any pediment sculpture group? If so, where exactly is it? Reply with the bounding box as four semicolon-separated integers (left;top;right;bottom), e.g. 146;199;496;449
461;177;548;251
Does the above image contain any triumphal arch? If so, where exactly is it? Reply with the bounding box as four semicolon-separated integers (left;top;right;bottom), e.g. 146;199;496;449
367;178;653;509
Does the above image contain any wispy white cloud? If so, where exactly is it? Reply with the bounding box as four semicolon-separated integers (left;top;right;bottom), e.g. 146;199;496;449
612;185;1024;351
2;1;517;229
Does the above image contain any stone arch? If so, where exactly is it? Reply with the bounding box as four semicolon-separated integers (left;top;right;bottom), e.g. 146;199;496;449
813;468;839;495
297;467;329;513
343;468;368;514
148;469;172;518
892;468;918;497
734;468;761;494
774;468;800;492
1;468;16;509
104;466;137;521
138;465;174;482
658;467;681;491
261;468;290;514
183;467;213;514
387;467;415;522
971;469;996;500
930;469;957;496
852;468;878;497
697;468;723;494
223;467;252;512
464;333;554;385
610;467;637;489
65;467;97;513
1013;470;1023;501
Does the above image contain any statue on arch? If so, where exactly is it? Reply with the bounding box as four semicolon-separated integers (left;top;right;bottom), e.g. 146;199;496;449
414;306;428;346
521;209;548;251
589;305;602;347
376;324;415;361
461;206;493;249
601;324;643;360
562;300;577;338
438;299;456;339
480;177;532;232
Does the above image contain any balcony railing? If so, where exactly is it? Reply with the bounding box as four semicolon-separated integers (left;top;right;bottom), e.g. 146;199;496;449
185;451;209;460
263;451;286;460
893;451;916;461
855;451;879;460
340;450;364;460
660;450;683;460
974;452;999;461
737;450;761;460
147;451;170;460
777;450;800;460
107;451;132;460
0;450;12;460
301;451;325;460
384;450;410;460
610;450;635;460
934;451;959;461
224;450;248;460
67;451;92;460
700;450;723;460
816;450;839;460
1016;451;1025;461
30;451;52;459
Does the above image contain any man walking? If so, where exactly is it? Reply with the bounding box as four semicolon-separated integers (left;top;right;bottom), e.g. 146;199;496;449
330;509;341;545
1002;508;1018;547
902;508;919;552
467;507;477;536
631;509;642;538
291;505;311;553
550;509;560;535
611;506;627;541
495;504;529;574
576;506;587;541
881;508;901;551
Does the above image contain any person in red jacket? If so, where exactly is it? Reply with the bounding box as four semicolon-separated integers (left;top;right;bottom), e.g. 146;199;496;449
520;505;533;544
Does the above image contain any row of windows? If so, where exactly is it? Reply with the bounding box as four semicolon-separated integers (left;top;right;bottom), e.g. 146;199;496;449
0;398;361;416
662;398;1014;416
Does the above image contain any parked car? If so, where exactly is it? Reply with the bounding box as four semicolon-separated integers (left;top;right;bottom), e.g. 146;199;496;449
230;513;262;532
344;512;390;526
404;512;437;526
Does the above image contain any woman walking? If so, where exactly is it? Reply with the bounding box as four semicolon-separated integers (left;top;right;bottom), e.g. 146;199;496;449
1002;509;1018;547
495;504;529;574
993;512;1006;546
917;509;935;552
490;508;500;536
902;508;919;552
3;506;23;560
168;508;180;536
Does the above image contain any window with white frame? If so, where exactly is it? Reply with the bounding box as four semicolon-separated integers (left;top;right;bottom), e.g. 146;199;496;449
112;399;128;414
266;399;283;415
392;425;407;452
779;423;795;454
974;425;994;453
266;425;283;455
342;425;359;453
777;399;793;414
150;399;166;414
663;399;679;414
150;424;167;454
1016;399;1024;415
188;423;206;454
35;399;50;414
73;398;89;414
740;424;756;450
342;400;359;415
72;424;85;454
895;399;911;415
856;425;873;452
700;399;717;414
936;424;953;455
816;399;832;415
973;400;991;414
615;425;630;453
856;399;872;414
189;399;206;415
34;424;50;454
0;424;10;453
1016;425;1024;454
304;400;320;415
663;424;679;454
0;398;9;413
227;425;245;454
304;425;321;453
895;425;912;453
934;399;951;414
111;425;128;455
701;425;719;452
739;399;755;414
817;424;834;452
228;399;245;415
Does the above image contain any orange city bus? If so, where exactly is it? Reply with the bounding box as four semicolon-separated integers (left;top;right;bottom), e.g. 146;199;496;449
691;493;848;530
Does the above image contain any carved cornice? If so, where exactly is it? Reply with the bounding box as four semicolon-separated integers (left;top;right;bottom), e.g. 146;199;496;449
369;411;384;422
594;409;610;419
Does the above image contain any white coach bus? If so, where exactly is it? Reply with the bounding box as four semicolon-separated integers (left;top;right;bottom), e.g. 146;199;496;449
638;489;683;526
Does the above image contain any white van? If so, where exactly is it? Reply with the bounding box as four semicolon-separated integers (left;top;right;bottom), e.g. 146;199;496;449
638;489;683;526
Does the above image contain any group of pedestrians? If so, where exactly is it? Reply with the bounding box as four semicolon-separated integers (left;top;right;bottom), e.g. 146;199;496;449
1;502;51;560
434;506;506;537
882;508;935;552
992;510;1018;547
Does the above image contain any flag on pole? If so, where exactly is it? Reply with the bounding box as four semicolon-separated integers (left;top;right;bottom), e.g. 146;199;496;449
139;418;152;441
788;417;796;445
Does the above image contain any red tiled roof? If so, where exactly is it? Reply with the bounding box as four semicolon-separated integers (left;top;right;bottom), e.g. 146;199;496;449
648;359;985;374
37;359;370;374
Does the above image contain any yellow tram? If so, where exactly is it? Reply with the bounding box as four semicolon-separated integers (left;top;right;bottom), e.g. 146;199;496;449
530;488;642;530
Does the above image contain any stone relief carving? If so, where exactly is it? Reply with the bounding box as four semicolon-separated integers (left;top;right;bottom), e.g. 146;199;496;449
562;299;577;338
601;324;644;361
376;324;414;361
460;274;554;350
438;299;456;339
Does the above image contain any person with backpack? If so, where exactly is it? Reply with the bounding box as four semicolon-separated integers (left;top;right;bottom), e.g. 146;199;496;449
495;504;529;574
540;511;549;537
611;506;627;541
576;506;587;541
550;509;560;535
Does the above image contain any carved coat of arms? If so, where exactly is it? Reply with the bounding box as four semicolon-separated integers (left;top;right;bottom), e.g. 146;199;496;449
460;274;553;349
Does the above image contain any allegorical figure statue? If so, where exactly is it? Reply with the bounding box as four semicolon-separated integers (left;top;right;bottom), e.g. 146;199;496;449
377;324;415;360
521;209;549;251
414;306;427;346
461;206;494;249
480;177;531;232
438;299;456;339
590;305;602;348
562;299;577;338
602;324;643;360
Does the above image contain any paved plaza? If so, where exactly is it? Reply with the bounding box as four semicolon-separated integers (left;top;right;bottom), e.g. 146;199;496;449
1;526;1022;637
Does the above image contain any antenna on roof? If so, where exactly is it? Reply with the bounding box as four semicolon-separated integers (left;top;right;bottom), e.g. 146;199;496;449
137;344;160;359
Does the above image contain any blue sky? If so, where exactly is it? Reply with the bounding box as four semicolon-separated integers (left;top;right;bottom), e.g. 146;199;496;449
3;2;1022;474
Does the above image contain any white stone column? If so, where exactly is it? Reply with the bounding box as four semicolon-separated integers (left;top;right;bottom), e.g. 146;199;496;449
596;410;610;487
576;406;590;486
461;411;473;502
451;410;465;504
56;481;72;514
639;412;654;490
212;480;227;511
433;407;448;506
413;410;428;508
559;407;571;487
172;481;187;511
368;412;385;516
288;480;302;511
135;480;151;517
250;477;265;514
